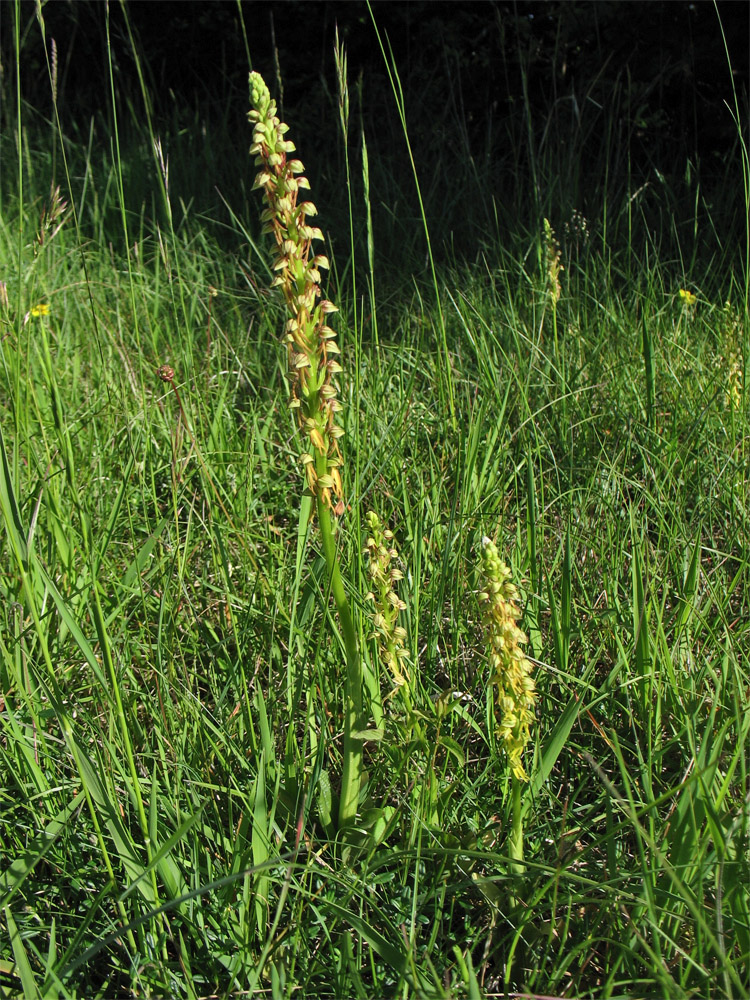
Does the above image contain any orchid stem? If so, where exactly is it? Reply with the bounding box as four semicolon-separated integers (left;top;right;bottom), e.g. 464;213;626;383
316;495;363;830
509;776;524;877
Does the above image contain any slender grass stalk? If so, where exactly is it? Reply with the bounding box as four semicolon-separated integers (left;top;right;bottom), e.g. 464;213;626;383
714;1;750;314
366;4;456;431
642;312;655;429
507;778;524;877
360;127;378;353
12;2;23;468
247;73;365;830
317;500;363;830
103;3;146;414
542;218;563;365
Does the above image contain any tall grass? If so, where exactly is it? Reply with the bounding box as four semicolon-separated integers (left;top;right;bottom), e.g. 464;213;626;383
0;3;748;998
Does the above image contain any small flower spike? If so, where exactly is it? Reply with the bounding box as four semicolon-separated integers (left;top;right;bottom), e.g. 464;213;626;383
543;218;563;304
478;537;536;782
719;301;743;412
248;72;344;513
364;511;410;693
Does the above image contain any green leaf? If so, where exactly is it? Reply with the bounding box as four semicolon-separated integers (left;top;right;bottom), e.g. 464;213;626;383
0;794;81;908
73;740;155;904
4;906;42;1000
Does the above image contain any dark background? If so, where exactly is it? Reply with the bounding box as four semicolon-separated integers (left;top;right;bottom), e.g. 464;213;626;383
2;1;749;271
10;1;748;154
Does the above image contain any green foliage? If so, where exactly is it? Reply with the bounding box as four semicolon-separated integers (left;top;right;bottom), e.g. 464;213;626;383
0;3;748;998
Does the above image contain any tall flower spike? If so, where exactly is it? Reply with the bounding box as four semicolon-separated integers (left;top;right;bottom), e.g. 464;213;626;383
248;72;344;513
478;537;536;782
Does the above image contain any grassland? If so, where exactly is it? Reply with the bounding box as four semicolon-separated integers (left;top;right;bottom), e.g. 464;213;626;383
0;5;748;998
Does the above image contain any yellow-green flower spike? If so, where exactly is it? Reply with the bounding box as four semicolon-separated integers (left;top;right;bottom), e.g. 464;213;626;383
543;218;563;304
249;70;364;833
364;512;410;692
719;301;743;412
727;350;743;411
478;536;536;782
248;72;345;512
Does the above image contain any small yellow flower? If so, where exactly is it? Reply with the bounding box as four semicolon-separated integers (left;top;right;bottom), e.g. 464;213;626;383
23;303;51;325
679;289;697;307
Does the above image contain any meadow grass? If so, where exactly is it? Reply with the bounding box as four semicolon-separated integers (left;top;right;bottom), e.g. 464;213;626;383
0;5;749;998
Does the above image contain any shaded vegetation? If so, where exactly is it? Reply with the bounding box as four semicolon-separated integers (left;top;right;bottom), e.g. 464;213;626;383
0;2;748;997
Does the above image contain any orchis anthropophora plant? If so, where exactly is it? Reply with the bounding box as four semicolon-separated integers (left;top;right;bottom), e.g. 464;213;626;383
478;536;536;871
248;72;344;514
248;72;364;832
364;511;410;697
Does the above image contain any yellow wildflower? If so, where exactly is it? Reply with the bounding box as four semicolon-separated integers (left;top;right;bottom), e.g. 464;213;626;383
30;303;50;318
679;289;697;307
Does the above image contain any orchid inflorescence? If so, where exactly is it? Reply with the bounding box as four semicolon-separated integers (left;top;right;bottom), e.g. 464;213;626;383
718;300;744;412
248;72;345;514
543;218;563;305
478;536;536;782
364;511;410;693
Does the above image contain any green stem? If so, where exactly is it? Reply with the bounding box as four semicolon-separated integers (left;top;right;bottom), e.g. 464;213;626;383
316;493;364;830
551;301;559;367
509;776;524;877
